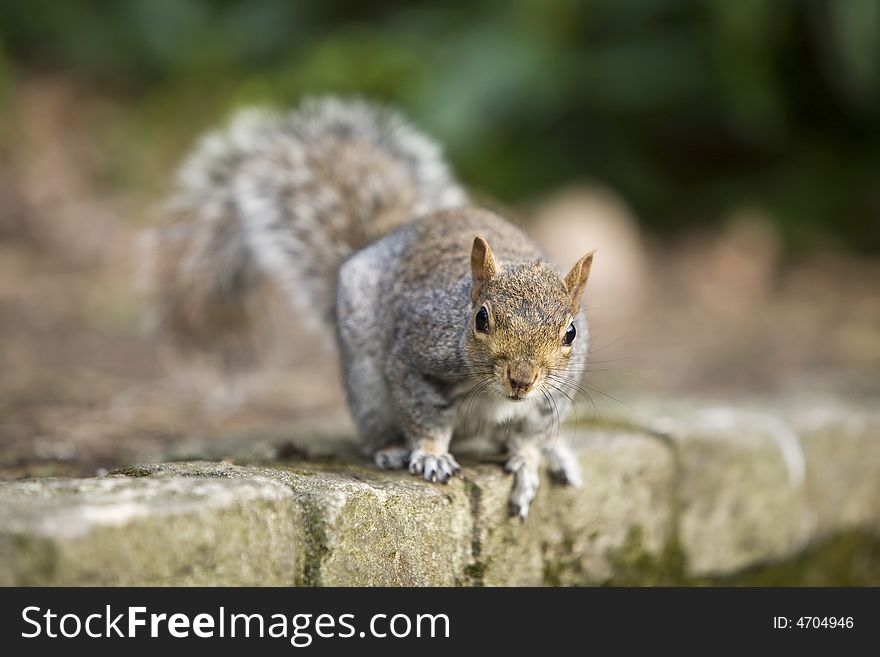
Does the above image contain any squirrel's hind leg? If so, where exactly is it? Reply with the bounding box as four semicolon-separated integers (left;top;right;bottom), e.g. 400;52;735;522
545;438;583;488
374;444;409;470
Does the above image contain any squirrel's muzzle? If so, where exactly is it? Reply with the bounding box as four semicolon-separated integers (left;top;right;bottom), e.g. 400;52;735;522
506;362;539;398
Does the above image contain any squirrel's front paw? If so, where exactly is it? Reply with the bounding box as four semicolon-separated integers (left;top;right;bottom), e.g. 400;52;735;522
408;448;461;483
506;453;540;521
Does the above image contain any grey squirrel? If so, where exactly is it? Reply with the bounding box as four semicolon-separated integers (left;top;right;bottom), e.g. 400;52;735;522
151;98;594;519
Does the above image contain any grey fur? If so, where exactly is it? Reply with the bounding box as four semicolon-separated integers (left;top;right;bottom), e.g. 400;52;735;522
154;98;592;518
151;97;466;354
337;208;590;514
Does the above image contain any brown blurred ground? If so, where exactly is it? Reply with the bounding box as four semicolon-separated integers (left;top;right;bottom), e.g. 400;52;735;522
1;78;879;480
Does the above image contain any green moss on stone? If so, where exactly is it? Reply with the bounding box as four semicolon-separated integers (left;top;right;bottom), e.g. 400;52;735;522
1;536;58;586
712;531;880;586
543;534;585;586
595;529;880;587
462;477;486;586
604;526;687;586
108;466;153;477
295;497;331;587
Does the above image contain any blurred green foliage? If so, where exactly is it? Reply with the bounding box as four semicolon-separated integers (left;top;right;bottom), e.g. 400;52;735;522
1;0;879;252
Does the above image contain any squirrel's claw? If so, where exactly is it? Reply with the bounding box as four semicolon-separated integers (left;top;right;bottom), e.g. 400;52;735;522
510;503;529;523
408;449;460;484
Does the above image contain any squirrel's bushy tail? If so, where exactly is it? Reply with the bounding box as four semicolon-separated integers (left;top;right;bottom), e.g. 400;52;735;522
146;97;466;362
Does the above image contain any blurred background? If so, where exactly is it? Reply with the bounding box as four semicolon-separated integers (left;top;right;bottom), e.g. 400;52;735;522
0;0;878;480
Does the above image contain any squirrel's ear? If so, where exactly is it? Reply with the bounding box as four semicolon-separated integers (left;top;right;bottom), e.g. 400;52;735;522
470;235;498;304
563;251;595;313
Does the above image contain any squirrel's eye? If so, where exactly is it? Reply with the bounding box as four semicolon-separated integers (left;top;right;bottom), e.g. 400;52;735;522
562;322;576;346
475;306;490;333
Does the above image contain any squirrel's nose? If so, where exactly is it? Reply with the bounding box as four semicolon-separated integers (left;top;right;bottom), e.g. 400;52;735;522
508;369;538;393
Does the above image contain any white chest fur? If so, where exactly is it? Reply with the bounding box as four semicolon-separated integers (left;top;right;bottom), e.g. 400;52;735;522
450;394;550;457
453;394;540;435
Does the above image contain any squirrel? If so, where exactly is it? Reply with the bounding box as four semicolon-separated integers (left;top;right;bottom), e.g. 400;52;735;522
150;97;594;519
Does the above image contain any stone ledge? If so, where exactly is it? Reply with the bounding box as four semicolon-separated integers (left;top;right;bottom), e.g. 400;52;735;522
0;476;298;586
644;408;812;576
123;427;676;586
1;400;878;586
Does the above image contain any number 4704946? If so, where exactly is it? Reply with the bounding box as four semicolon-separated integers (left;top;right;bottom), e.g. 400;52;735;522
797;617;854;629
